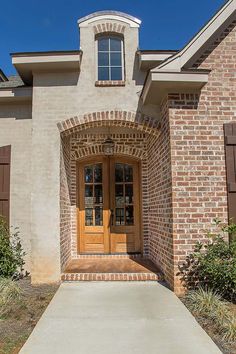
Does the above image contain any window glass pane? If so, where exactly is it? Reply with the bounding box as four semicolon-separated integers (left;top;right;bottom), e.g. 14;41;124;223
98;67;109;80
115;164;123;182
85;208;93;226
115;208;125;225
124;165;133;182
98;52;109;66
111;67;122;81
94;164;102;183
95;207;103;226
85;166;93;183
110;38;121;51
126;206;134;225
115;184;124;207
94;184;103;204
98;38;109;51
110;53;122;66
125;184;133;204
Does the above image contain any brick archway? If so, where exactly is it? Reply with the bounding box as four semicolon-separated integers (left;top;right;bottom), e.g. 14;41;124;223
57;110;160;137
72;143;145;160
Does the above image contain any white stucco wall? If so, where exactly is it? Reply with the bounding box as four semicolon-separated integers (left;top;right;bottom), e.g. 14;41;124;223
29;16;151;283
0;103;32;271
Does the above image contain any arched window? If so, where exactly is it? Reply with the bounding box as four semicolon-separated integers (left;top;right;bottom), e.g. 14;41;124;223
97;36;124;81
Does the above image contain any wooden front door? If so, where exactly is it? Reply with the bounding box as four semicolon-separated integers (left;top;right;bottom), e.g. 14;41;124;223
78;156;141;254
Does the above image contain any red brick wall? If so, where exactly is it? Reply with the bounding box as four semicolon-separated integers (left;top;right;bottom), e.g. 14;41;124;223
169;21;236;293
60;136;72;270
147;99;173;286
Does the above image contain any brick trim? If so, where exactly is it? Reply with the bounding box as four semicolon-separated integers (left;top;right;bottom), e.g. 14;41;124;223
71;143;145;160
57;110;160;136
93;23;126;35
95;80;125;87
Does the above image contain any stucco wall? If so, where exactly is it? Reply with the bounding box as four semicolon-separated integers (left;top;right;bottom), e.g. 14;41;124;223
0;103;32;271
30;16;156;283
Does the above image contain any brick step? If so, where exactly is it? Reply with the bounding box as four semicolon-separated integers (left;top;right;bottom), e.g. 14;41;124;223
61;272;163;282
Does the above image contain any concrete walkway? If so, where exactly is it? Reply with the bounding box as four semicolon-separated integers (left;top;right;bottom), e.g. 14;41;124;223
20;282;221;354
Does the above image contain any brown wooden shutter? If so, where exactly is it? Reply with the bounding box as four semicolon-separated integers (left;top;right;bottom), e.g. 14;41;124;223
224;123;236;227
0;146;11;225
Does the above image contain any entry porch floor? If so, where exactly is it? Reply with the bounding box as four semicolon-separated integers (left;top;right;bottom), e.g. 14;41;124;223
61;256;163;281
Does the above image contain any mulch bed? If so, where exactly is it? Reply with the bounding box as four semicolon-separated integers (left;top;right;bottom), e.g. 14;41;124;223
181;298;236;354
0;277;58;354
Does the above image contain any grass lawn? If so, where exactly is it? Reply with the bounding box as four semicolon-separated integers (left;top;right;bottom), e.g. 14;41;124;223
0;277;58;354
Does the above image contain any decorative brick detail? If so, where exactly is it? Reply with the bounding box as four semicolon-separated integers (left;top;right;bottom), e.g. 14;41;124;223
57;111;160;136
95;80;125;87
93;23;126;35
61;272;162;282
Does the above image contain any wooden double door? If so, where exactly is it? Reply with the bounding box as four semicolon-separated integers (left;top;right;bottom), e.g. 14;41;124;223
78;156;141;254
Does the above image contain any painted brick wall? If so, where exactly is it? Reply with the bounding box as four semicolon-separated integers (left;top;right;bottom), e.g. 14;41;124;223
169;21;236;293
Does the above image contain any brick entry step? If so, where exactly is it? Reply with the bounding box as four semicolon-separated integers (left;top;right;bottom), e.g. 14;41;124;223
61;256;163;282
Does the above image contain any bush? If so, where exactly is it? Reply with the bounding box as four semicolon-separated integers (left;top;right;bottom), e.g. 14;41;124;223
178;219;236;302
185;288;236;341
0;278;23;318
0;216;26;279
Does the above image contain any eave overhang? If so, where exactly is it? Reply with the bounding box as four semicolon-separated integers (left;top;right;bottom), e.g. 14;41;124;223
11;50;82;85
141;70;209;105
0;87;32;103
137;50;178;71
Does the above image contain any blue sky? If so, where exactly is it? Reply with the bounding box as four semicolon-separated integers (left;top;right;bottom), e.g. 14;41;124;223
1;0;225;75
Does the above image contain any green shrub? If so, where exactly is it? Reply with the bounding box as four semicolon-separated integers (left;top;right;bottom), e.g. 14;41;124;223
0;216;26;279
178;219;236;302
0;278;23;318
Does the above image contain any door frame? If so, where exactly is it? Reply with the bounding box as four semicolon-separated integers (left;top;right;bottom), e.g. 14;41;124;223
76;155;143;254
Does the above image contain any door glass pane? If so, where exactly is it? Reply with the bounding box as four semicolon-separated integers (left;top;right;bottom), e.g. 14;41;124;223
124;165;133;182
115;184;124;207
85;185;93;206
95;207;103;226
94;164;102;183
115;164;123;182
85;208;93;226
115;208;125;225
125;184;133;204
126;206;134;225
85;166;93;183
94;184;103;204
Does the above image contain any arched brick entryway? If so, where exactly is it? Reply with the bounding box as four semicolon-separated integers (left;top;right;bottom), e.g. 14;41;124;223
59;111;160;271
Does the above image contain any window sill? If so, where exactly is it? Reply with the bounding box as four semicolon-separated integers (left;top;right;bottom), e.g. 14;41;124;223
95;80;125;87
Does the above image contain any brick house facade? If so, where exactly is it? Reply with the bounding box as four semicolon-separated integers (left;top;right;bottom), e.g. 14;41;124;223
0;2;235;293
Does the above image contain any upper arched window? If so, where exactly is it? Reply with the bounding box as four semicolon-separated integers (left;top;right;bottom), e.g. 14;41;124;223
97;36;124;81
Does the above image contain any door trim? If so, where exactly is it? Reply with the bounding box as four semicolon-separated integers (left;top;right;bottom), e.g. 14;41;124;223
76;155;142;254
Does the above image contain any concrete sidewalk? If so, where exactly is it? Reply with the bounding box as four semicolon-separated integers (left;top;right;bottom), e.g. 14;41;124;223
20;282;221;354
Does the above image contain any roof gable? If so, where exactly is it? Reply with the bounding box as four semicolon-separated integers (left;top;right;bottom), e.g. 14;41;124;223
155;0;236;72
